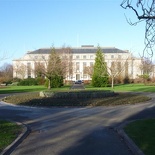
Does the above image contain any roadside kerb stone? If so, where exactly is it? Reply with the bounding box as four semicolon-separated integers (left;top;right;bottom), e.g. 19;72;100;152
115;120;145;155
0;122;31;155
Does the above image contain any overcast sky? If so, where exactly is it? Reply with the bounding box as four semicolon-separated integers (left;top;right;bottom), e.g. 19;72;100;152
0;0;147;65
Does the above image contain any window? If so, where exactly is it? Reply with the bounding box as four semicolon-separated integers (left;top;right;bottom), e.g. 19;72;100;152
35;62;45;77
117;62;121;72
27;62;31;78
42;56;45;60
83;74;87;79
70;55;73;59
125;62;128;76
111;55;114;59
118;55;121;59
76;55;80;59
34;56;38;59
76;62;80;72
90;62;93;67
83;55;86;59
83;62;87;74
90;55;93;59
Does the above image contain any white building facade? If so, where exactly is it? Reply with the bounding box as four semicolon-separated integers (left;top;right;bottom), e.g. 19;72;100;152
13;46;142;81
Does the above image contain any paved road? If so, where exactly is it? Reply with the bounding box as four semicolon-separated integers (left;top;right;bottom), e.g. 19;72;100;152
70;83;85;89
0;93;155;155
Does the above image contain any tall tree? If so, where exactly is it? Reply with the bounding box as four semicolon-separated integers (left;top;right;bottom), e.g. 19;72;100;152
58;46;73;81
91;46;109;87
47;48;63;88
34;46;73;89
121;0;155;58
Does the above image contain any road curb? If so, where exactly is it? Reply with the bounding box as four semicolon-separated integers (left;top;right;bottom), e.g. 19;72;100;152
115;120;145;155
0;121;31;155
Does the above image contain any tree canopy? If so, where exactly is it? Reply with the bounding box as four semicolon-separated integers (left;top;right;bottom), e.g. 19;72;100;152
91;46;109;87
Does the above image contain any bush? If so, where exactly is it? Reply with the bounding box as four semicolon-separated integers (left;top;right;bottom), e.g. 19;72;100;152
45;75;63;88
36;77;45;85
123;76;130;84
91;76;108;87
17;78;38;86
51;75;63;88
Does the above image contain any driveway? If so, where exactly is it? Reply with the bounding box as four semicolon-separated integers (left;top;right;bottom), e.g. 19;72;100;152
0;93;155;155
70;83;85;89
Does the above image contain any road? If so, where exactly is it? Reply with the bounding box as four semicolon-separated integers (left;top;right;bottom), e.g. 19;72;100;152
0;93;155;155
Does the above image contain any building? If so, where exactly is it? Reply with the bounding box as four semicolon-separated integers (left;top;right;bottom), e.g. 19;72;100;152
13;45;142;82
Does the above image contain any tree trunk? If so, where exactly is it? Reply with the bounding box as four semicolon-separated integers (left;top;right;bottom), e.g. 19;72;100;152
111;77;114;89
48;78;51;90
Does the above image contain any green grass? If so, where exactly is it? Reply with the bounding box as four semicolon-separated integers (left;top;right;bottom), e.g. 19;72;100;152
0;84;155;95
0;85;71;94
85;83;155;92
0;120;22;153
124;119;155;155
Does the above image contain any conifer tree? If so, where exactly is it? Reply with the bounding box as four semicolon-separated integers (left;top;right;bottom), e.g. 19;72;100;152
91;46;109;87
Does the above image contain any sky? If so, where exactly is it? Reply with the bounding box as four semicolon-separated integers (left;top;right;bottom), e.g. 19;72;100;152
0;0;147;66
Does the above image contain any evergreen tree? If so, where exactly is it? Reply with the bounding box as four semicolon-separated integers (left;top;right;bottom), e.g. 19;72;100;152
91;46;109;87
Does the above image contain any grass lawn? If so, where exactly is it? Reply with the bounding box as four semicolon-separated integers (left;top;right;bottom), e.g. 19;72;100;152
85;83;155;92
0;85;71;94
0;84;154;153
124;119;155;155
0;120;22;153
0;83;155;94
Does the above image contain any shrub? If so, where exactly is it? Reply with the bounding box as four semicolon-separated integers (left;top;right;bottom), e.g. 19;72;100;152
17;78;38;86
51;75;63;88
123;76;130;84
92;76;108;87
36;77;45;85
45;75;63;88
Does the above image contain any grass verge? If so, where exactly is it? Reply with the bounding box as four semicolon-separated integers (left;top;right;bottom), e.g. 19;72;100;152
1;83;155;95
124;119;155;155
0;120;22;153
85;83;155;92
3;92;151;107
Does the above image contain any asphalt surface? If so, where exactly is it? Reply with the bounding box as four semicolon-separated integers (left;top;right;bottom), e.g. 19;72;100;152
0;92;155;155
70;83;85;89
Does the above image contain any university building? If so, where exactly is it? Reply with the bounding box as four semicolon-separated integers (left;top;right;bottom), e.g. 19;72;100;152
13;45;142;82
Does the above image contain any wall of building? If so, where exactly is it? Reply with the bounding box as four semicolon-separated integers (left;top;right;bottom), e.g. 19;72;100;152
13;47;142;81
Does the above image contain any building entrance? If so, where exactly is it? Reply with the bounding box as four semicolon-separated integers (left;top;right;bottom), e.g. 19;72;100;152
76;74;80;80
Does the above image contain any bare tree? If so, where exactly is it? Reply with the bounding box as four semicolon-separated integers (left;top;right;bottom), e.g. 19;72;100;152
138;57;154;83
139;58;154;75
121;0;155;58
13;62;27;79
106;56;130;89
84;65;94;78
34;46;73;89
0;63;13;85
58;46;73;82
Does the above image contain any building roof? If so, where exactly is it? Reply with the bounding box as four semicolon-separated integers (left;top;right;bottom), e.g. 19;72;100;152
27;47;128;54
